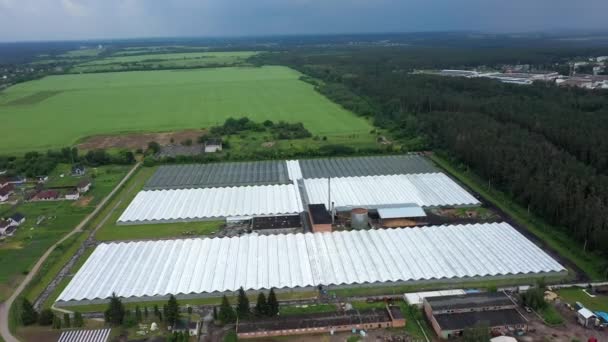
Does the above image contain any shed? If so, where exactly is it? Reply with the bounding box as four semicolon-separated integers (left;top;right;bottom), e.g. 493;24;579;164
204;138;222;153
71;165;86;176
577;308;596;327
77;179;92;193
9;213;25;226
378;204;426;227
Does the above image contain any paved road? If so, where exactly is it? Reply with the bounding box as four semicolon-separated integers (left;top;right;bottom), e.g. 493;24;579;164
0;162;141;342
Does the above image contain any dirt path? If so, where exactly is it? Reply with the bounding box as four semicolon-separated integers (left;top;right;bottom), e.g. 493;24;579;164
0;162;141;342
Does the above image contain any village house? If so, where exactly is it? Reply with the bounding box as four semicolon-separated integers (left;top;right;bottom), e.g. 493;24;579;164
0;220;15;236
0;184;15;202
34;190;60;201
8;213;25;226
77;179;92;193
65;189;80;200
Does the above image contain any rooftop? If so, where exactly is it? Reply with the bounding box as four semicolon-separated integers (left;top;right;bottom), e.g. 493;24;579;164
144;161;290;190
378;204;426;219
426;292;514;311
308;204;332;224
434;309;525;331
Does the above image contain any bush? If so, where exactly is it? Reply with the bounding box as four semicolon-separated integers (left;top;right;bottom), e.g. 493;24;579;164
38;309;54;326
20;298;38;326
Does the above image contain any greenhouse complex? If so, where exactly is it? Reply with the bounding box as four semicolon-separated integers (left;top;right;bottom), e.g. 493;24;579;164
56;154;566;306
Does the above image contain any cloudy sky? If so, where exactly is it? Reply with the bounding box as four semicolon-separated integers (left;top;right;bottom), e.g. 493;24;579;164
1;0;607;41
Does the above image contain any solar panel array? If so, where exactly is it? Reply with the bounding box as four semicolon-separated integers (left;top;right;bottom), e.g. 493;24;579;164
57;222;564;303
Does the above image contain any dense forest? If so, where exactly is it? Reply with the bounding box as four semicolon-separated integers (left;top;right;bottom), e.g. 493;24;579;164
255;47;608;259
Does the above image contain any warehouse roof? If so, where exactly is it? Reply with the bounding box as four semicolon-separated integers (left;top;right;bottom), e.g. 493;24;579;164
295;154;437;179
118;184;303;223
57;222;565;302
144;161;290;190
434;309;525;331
426;292;514;311
378;205;426;219
404;289;466;306
303;173;479;209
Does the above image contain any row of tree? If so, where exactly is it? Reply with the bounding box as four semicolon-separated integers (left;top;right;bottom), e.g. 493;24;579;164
20;298;83;328
104;293;182;328
0;147;135;178
215;288;279;324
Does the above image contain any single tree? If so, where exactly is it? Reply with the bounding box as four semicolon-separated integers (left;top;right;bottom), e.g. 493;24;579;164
20;298;38;326
162;304;168;322
212;306;218;321
63;313;70;328
255;292;268;316
73;311;84;327
267;288;279;317
463;323;489;342
144;306;149;320
147;141;161;154
166;295;180;328
52;315;62;329
218;295;236;324
236;287;250;318
104;292;125;326
187;306;193;316
135;306;142;323
153;304;160;317
38;308;54;326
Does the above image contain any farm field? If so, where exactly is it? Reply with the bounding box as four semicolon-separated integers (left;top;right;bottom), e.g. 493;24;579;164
0;164;129;301
0;65;374;154
70;51;257;72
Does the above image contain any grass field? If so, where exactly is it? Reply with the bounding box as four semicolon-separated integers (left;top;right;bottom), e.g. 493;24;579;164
0;66;373;154
70;51;258;72
557;288;608;311
0;165;129;301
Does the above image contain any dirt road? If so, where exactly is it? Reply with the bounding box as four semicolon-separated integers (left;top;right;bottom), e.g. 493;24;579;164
0;162;141;342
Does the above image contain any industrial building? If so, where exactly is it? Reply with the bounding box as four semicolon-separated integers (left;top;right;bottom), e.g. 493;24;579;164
56;222;565;305
237;305;405;339
423;292;527;339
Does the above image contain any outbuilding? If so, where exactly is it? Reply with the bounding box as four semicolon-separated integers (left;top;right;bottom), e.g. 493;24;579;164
77;179;92;193
8;213;25;226
377;204;427;227
577;308;597;327
204;138;222;153
65;189;80;200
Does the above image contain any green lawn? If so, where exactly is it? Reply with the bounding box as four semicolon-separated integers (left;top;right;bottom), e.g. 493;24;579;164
0;65;373;154
0;165;129;301
430;153;608;281
557;288;608;312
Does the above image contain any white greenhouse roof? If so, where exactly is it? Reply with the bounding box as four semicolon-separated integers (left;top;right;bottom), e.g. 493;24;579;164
303;173;480;209
404;289;466;306
57;222;565;303
118;184;303;223
58;329;111;342
378;205;427;219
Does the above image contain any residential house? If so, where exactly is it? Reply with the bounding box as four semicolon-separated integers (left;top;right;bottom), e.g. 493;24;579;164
65;189;80;200
0;176;26;187
0;184;14;202
71;165;86;176
77;179;92;193
8;213;25;226
0;220;13;235
34;190;59;201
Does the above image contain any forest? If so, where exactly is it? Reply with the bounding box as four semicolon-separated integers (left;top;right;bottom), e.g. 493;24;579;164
255;47;608;259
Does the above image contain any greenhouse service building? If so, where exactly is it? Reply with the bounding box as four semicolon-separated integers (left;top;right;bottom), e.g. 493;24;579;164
56;222;566;306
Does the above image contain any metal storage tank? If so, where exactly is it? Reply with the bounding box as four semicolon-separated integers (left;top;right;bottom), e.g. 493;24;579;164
351;208;369;230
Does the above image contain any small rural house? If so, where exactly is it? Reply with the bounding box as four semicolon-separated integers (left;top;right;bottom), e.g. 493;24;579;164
0;220;16;236
578;308;597;328
65;189;80;200
8;213;25;226
0;184;14;202
34;190;59;201
77;179;92;193
204;138;222;153
36;175;49;183
71;165;86;176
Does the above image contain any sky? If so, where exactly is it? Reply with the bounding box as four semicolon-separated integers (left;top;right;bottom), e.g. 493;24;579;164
1;0;607;41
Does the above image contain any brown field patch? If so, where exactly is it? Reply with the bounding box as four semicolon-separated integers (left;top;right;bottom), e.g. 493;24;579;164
77;129;207;150
5;90;63;105
73;195;93;207
0;241;24;250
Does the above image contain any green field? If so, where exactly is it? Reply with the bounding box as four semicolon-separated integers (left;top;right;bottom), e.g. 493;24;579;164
0;66;373;154
70;51;258;72
557;288;608;311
